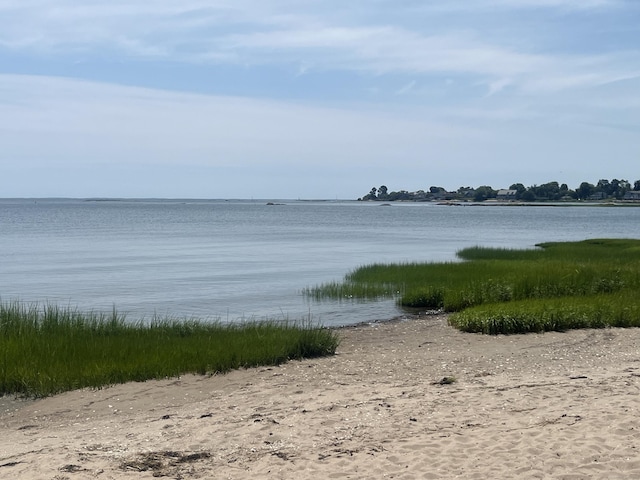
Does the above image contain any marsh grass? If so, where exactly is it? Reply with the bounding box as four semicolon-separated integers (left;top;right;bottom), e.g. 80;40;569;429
0;302;339;398
301;279;400;302
449;291;640;334
306;238;640;334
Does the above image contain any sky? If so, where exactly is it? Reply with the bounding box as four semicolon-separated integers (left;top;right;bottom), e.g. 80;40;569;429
1;0;639;199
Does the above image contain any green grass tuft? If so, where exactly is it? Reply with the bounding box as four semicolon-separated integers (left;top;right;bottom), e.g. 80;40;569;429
0;302;339;398
449;291;640;334
306;238;640;335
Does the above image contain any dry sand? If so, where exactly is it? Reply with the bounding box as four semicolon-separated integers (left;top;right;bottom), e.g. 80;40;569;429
2;314;640;479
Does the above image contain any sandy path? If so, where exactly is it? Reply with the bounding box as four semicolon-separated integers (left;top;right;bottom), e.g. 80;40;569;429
2;314;640;479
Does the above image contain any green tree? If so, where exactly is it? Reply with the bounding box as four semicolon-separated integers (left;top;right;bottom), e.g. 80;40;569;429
577;182;595;200
610;179;630;199
541;181;561;200
521;190;536;202
388;190;411;201
474;186;496;202
359;187;378;201
596;179;611;197
509;183;527;200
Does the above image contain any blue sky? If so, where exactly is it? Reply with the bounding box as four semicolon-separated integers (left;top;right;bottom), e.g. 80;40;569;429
1;0;639;199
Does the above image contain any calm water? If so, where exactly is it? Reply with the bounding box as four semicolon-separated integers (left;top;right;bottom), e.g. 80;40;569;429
2;199;640;327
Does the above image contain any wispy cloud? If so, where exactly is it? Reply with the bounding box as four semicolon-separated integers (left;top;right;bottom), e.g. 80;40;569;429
413;0;625;13
482;0;622;9
486;78;513;96
395;80;416;96
1;0;637;96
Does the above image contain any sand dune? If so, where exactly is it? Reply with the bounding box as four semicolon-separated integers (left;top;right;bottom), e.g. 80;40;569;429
2;314;640;479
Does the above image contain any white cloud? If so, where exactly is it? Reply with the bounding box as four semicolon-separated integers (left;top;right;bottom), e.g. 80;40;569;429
395;80;416;96
415;0;624;12
486;78;512;96
485;0;621;9
1;0;637;97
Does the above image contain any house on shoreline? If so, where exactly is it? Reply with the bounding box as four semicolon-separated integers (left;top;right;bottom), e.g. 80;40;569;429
496;189;518;201
624;191;640;201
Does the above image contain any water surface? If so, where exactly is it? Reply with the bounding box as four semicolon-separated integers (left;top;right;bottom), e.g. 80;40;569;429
2;199;639;326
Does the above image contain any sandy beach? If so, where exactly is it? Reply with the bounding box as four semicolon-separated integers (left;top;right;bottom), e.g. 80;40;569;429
2;313;640;479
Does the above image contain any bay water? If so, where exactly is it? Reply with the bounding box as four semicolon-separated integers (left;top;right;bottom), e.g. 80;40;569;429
2;199;640;327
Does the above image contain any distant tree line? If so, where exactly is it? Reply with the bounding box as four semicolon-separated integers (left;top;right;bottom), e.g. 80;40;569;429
358;179;640;202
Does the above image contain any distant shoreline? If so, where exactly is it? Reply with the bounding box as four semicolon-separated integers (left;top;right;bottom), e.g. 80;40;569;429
433;200;640;207
362;199;640;207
